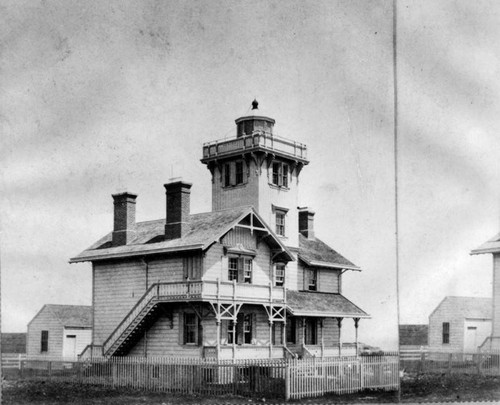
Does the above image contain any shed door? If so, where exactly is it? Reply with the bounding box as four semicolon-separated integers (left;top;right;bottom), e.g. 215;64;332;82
464;327;478;352
63;335;77;359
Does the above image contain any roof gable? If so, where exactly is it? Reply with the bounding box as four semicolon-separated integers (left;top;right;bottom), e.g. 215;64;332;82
37;305;93;328
298;234;359;270
70;207;293;263
430;296;492;320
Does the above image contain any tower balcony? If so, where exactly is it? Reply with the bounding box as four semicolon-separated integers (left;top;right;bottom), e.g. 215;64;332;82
201;131;308;164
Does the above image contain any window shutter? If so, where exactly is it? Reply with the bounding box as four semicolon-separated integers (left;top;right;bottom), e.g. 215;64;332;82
182;313;188;345
221;320;228;345
303;267;307;290
197;317;203;346
237;258;244;283
236;313;244;344
183;258;189;280
230;162;236;186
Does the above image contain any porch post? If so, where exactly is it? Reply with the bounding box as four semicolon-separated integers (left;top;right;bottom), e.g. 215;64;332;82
320;318;324;358
216;320;221;359
269;321;273;358
336;317;343;356
301;317;306;349
232;320;237;359
354;318;360;356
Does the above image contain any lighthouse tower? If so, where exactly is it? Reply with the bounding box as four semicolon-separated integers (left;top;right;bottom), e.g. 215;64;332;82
201;100;309;248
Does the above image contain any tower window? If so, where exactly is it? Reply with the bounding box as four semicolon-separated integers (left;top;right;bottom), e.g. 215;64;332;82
272;162;289;188
275;264;285;287
276;211;286;236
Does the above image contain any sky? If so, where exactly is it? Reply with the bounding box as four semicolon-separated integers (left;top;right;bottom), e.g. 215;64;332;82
1;0;499;351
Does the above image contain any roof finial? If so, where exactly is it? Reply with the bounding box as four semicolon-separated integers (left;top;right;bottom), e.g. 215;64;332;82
251;99;259;110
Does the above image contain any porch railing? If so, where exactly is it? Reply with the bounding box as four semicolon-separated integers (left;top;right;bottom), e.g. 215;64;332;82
103;280;285;356
202;132;308;161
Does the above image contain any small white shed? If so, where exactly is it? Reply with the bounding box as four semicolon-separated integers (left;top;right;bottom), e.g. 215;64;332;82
27;305;92;360
428;296;491;352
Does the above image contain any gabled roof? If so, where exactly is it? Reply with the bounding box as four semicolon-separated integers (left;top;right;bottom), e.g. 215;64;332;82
430;296;492;320
29;305;92;328
286;291;369;318
70;206;293;263
298;234;360;270
399;325;428;346
470;233;500;255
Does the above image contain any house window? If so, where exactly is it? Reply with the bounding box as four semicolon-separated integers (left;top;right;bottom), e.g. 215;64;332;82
228;258;239;281
235;161;244;185
442;322;450;344
183;256;202;280
272;323;283;345
307;269;317;291
243;314;253;344
286;319;296;344
41;330;49;352
272;162;289;187
228;257;253;283
275;264;285;287
224;163;231;187
184;313;198;345
276;211;286;236
244;259;252;283
305;319;318;345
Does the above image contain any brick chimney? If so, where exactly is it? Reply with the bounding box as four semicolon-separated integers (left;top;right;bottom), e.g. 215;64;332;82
164;180;192;240
112;192;138;246
298;207;315;239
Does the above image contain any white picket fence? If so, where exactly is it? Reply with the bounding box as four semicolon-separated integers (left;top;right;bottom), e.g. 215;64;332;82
20;354;399;400
2;353;26;369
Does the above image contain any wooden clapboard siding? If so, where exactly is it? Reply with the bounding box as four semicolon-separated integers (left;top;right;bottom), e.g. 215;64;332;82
252;243;272;285
147;257;184;287
203;242;225;281
318;269;340;293
62;328;92;359
221;227;256;250
27;307;64;359
428;300;464;352
494;254;500;336
93;259;146;345
322;318;340;346
284;260;298;291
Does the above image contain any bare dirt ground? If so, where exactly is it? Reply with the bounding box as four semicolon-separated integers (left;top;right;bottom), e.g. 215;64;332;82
2;373;499;404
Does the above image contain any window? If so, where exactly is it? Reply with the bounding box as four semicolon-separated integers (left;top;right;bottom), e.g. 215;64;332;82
183;256;202;280
272;323;283;345
228;258;239;281
305;319;318;345
244;259;252;283
275;264;285;287
235;161;244;185
286;319;296;344
224;163;231;187
276;211;286;236
227;320;236;344
442;322;450;344
184;313;198;345
41;330;49;352
243;314;253;344
228;257;253;283
272;162;289;187
307;269;317;291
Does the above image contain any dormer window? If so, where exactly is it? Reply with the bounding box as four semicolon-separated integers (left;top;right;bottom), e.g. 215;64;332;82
228;256;253;283
274;263;285;287
272;162;289;188
307;269;317;291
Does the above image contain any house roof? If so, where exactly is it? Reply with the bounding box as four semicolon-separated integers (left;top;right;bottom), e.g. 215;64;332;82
31;305;93;328
70;206;293;263
1;333;26;353
399;325;428;346
430;296;492;320
298;234;360;270
286;291;369;318
470;232;500;255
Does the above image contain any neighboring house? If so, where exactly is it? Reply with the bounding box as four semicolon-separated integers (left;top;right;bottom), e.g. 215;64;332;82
70;101;369;360
27;305;92;360
2;333;26;354
471;235;500;350
428;296;491;353
399;324;428;351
